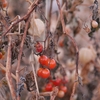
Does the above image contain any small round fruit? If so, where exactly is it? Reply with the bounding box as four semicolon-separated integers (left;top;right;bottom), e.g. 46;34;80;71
92;20;98;28
57;90;65;98
53;78;62;86
39;55;48;66
37;68;43;77
48;59;56;69
1;0;8;8
35;42;43;53
41;68;50;78
45;83;53;91
59;40;64;47
0;52;3;59
60;85;67;93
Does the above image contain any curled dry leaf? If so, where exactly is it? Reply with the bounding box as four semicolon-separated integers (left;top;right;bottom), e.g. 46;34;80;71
28;17;45;38
79;46;96;65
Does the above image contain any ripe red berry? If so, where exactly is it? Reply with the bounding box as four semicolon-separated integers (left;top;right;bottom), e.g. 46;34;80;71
52;78;62;86
37;68;43;77
60;85;67;93
41;68;50;78
47;59;56;69
45;83;53;91
35;42;43;53
39;55;49;66
0;52;3;59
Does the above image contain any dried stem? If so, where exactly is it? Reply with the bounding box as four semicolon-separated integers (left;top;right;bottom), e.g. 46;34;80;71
0;63;16;80
48;0;53;29
56;0;79;76
30;50;39;95
15;1;41;99
50;87;58;100
6;35;16;100
16;17;30;100
70;82;77;100
56;0;79;99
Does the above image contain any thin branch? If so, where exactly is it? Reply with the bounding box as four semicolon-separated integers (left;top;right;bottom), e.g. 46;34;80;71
56;0;79;76
16;17;30;100
0;63;16;80
70;82;77;100
6;34;16;100
50;87;58;100
30;50;39;95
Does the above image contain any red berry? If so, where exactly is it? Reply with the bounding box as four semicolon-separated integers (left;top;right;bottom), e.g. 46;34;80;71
57;90;65;98
35;42;43;53
39;55;49;66
45;83;53;91
0;52;3;59
1;0;8;8
59;40;64;47
47;59;56;69
37;68;43;77
53;78;62;86
60;85;67;93
41;68;50;78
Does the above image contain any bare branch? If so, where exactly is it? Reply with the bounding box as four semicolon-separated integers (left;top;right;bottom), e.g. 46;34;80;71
6;34;16;100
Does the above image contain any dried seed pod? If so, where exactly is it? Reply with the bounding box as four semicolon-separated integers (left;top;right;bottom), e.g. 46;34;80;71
28;17;45;38
79;46;96;65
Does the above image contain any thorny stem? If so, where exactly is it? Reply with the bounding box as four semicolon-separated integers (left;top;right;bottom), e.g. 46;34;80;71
16;17;30;100
6;35;16;100
56;0;79;76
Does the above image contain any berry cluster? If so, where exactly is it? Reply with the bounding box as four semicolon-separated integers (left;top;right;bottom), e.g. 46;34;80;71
44;77;68;98
36;42;68;98
39;55;56;69
37;55;56;78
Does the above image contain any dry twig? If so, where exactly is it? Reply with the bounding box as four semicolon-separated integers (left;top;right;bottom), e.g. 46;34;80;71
6;34;16;100
56;0;79;77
